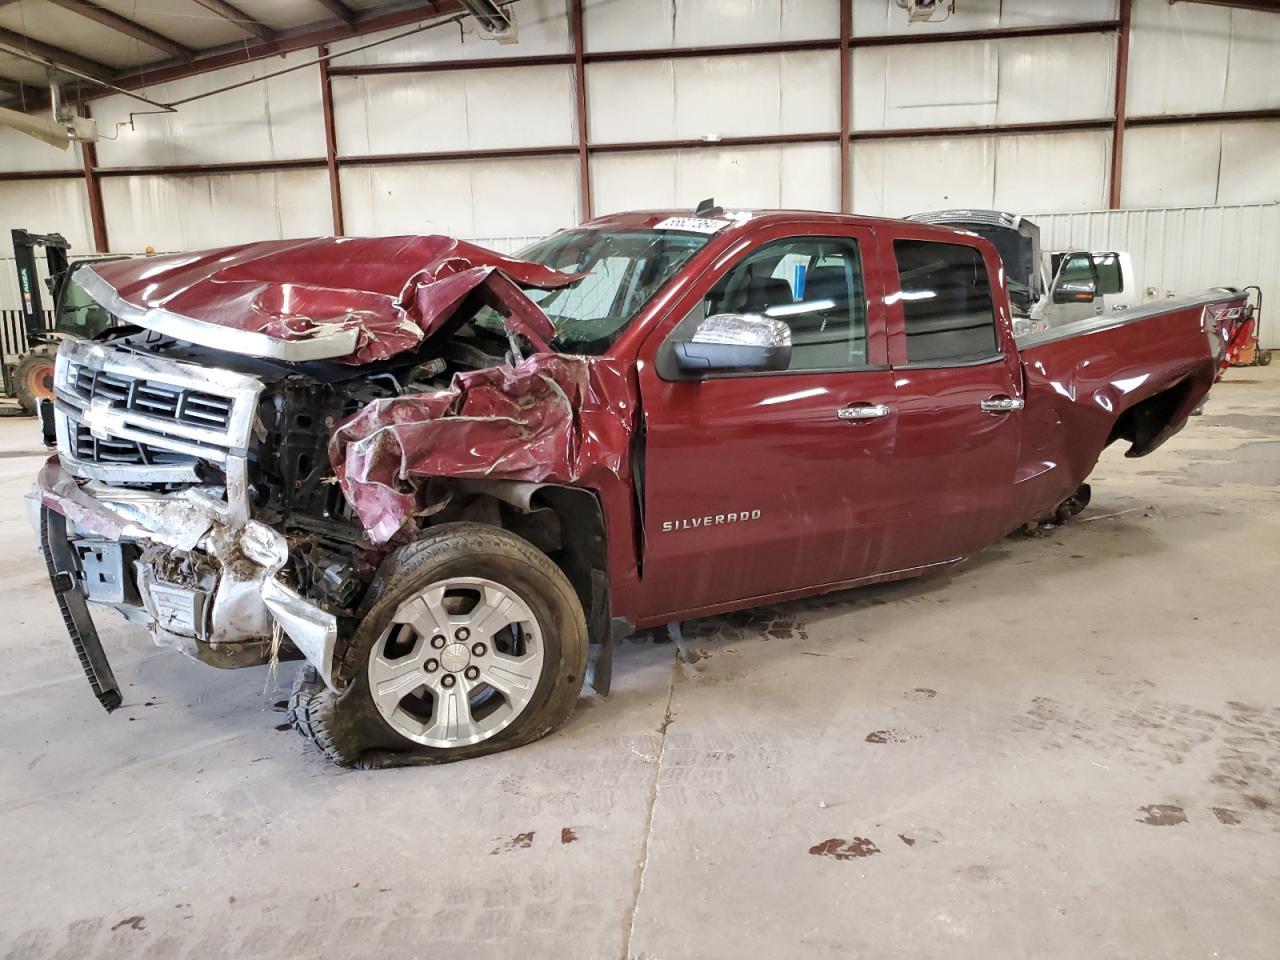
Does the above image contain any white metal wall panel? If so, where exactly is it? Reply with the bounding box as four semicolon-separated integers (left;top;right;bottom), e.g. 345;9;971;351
0;179;93;257
582;0;839;52
853;41;997;130
100;170;332;252
1128;0;1280;116
0;128;85;173
91;54;326;167
853;33;1114;131
339;156;580;238
587;52;838;144
993;131;1112;213
851;136;996;217
1122;125;1223;209
994;33;1116;125
333;66;576;154
852;0;1118;37
329;0;571;64
1218;123;1280;207
1031;203;1280;347
591;143;840;215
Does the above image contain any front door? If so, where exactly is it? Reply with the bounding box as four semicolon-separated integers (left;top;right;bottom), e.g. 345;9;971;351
636;226;897;621
879;235;1024;571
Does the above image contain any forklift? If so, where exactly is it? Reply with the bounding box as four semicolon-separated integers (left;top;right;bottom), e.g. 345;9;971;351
4;228;119;413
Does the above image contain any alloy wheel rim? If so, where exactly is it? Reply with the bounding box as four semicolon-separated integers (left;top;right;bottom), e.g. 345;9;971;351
367;576;545;748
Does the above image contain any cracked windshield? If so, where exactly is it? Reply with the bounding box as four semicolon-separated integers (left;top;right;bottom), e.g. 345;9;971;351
481;229;710;354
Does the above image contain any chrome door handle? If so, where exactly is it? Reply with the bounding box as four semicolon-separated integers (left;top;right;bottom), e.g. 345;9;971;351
980;396;1025;413
837;403;890;421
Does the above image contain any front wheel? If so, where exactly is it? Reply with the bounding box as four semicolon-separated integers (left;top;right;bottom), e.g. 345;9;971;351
289;523;588;768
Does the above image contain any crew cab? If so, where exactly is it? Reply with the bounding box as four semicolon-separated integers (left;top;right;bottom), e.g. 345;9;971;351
30;208;1246;768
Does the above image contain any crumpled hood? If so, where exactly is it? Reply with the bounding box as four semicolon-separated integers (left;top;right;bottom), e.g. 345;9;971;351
80;235;581;364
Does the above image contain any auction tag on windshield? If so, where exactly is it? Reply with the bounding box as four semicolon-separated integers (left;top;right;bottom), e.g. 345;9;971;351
653;216;731;234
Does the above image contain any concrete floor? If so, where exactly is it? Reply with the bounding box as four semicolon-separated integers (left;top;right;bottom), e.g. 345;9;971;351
1;368;1277;960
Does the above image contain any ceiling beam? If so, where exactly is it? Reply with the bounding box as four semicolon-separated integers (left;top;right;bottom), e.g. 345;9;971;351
10;2;462;115
1170;0;1280;11
189;0;278;44
42;0;196;62
312;0;358;29
0;25;113;80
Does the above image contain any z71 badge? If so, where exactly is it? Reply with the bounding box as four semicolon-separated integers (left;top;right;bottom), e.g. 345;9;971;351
661;510;762;533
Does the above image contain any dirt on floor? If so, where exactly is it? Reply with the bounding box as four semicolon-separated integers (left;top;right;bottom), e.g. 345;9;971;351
0;366;1277;960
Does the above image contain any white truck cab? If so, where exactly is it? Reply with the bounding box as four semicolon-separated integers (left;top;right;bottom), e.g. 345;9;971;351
1032;250;1138;329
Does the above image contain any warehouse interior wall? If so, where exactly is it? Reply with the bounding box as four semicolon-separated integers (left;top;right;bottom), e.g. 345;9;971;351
1;0;1278;343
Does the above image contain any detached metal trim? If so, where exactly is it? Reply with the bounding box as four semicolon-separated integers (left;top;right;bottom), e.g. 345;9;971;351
77;266;361;362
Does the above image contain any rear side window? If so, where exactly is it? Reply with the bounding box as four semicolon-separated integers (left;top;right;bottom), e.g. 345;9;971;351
893;240;999;365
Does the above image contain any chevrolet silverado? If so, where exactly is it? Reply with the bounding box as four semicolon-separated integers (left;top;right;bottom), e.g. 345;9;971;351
30;207;1247;767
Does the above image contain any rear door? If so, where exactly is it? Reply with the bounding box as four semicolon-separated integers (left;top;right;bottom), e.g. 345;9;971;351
879;234;1024;572
635;224;898;619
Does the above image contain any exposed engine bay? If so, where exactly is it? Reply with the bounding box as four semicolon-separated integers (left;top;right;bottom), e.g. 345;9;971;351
30;234;627;702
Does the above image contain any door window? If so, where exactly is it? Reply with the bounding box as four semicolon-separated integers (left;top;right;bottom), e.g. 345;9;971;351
1093;254;1123;294
893;240;999;365
1057;253;1096;287
701;237;869;371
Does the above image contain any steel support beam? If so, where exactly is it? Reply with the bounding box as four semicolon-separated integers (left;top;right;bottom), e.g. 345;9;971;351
838;0;852;213
190;0;277;44
1170;0;1280;12
79;103;109;251
101;2;459;94
318;45;345;235
312;0;358;29
1109;0;1133;208
569;0;591;220
0;26;113;81
42;0;195;62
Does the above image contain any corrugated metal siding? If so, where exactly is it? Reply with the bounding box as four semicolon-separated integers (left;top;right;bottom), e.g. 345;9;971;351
1032;202;1280;347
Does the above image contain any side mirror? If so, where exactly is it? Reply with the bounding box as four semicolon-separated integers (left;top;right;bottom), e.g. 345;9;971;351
1053;280;1096;304
673;313;792;374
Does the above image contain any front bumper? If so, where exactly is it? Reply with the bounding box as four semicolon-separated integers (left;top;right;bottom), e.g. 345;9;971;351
31;455;343;699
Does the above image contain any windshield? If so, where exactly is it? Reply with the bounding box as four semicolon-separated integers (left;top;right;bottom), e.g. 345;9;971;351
475;228;710;354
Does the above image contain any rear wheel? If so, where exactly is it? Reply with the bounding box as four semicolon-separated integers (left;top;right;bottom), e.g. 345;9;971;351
289;523;588;768
14;344;56;413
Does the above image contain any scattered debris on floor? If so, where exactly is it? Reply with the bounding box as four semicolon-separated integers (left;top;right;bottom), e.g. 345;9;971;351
1137;804;1188;826
809;837;881;860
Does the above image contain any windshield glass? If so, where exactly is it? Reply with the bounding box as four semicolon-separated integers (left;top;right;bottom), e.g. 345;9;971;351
475;228;710;355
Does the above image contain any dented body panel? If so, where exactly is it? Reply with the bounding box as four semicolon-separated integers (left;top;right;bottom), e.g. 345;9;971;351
33;212;1246;709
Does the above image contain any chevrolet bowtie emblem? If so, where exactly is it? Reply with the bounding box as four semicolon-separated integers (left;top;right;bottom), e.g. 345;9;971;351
84;398;114;441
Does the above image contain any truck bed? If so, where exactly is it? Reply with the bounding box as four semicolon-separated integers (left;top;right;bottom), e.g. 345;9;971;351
1012;287;1246;525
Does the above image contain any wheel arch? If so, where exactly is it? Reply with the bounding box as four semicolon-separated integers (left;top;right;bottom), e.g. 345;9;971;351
434;479;612;648
1104;363;1214;458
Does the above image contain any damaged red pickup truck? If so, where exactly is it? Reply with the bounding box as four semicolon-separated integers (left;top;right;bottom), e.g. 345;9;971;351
31;208;1246;767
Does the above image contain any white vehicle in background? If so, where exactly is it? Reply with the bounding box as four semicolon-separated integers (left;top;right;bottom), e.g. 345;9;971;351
1036;249;1138;328
906;210;1136;334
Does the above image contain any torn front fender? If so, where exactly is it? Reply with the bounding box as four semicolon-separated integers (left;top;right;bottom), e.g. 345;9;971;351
329;354;634;545
81;235;579;364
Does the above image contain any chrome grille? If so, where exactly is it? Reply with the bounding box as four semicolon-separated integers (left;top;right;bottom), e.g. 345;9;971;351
52;338;263;521
73;423;197;468
68;363;234;430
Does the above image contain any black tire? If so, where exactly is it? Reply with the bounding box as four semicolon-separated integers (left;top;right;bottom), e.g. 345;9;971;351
289;522;588;768
1259;349;1273;367
14;344;57;414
